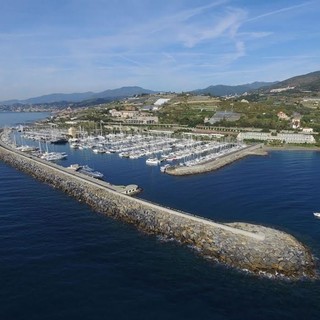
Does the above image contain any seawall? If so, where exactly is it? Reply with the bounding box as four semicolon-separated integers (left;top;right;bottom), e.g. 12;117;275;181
166;144;267;176
0;133;316;279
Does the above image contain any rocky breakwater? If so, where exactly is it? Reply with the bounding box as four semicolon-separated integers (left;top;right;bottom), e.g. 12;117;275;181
166;144;267;176
0;137;316;279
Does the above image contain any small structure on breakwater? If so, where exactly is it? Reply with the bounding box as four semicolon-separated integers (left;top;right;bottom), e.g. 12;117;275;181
0;130;316;279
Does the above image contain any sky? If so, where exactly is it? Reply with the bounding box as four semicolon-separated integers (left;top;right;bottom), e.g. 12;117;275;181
0;0;319;100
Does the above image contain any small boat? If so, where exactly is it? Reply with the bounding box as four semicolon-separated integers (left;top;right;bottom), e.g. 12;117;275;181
50;137;68;144
17;145;38;152
67;164;82;171
313;212;320;218
160;164;170;173
70;143;80;149
92;147;105;154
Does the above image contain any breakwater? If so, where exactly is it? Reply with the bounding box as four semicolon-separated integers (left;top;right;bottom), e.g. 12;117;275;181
166;144;267;176
0;134;316;279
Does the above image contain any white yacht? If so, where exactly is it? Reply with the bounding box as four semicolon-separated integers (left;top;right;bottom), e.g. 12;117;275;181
78;165;104;179
146;157;159;165
41;152;67;161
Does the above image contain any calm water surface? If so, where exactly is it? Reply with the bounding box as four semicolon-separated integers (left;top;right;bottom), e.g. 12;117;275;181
0;112;319;320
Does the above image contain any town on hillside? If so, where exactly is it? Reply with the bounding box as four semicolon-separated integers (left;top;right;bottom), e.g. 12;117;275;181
2;71;320;147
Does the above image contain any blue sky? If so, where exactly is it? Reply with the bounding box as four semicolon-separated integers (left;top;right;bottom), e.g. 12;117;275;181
0;0;319;100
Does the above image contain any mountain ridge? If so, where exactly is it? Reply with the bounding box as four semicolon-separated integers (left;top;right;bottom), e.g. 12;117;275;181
0;86;156;106
191;82;277;96
2;70;320;105
265;71;320;92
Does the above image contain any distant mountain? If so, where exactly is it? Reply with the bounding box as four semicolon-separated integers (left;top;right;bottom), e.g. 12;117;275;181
0;86;156;105
265;71;320;92
89;86;155;99
192;82;277;96
25;92;95;104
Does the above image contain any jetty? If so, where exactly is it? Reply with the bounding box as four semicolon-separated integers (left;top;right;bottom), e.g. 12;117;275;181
0;129;316;279
166;144;267;176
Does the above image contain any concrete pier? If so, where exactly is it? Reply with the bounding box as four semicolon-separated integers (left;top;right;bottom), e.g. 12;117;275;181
0;132;316;279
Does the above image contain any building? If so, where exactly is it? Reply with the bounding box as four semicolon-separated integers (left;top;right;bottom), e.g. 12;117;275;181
68;127;77;138
270;86;295;93
206;111;241;124
237;132;315;144
277;111;290;121
125;116;159;125
109;109;139;118
154;98;170;106
109;108;159;124
140;105;158;112
302;128;314;134
291;113;301;129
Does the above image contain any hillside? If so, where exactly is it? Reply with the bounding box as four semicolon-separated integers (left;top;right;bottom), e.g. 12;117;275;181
266;71;320;92
192;82;276;96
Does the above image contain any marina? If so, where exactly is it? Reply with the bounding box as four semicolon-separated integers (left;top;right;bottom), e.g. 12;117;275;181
0;113;319;320
0;127;316;280
8;127;252;174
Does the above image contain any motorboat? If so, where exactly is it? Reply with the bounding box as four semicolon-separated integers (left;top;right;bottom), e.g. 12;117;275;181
146;157;159;165
16;145;38;152
313;212;320;218
92;147;105;154
67;164;82;171
40;152;67;161
50;137;68;144
78;165;104;179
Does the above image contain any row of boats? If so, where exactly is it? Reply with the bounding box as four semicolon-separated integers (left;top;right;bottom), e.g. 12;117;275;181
11;129;246;174
66;133;247;172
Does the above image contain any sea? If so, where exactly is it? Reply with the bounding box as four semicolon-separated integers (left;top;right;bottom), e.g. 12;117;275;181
0;112;319;320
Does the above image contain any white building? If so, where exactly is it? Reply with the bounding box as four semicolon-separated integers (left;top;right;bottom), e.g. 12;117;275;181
237;132;315;144
154;98;170;106
125;116;158;125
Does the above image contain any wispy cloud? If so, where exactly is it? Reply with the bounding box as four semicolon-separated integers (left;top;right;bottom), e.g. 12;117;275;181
180;8;246;48
247;1;315;22
0;0;319;99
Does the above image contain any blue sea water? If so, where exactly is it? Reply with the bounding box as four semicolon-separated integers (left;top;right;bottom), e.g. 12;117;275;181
1;112;320;320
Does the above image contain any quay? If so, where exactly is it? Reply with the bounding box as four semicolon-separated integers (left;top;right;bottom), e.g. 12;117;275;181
0;130;316;279
166;144;267;176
